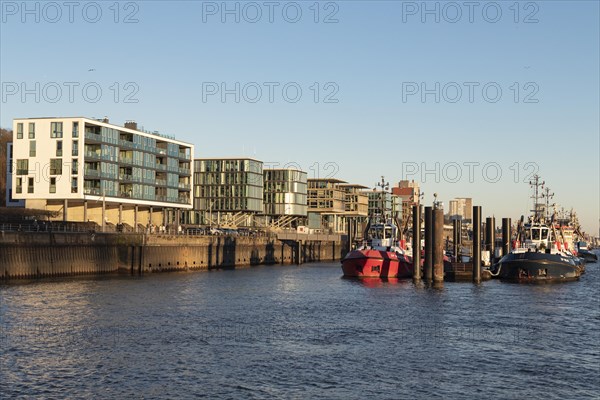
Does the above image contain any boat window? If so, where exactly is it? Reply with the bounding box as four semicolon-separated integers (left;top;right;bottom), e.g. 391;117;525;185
531;229;540;240
384;228;392;239
371;227;383;239
541;229;549;240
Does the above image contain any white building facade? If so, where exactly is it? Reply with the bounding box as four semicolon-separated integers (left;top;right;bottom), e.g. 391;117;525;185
11;117;193;229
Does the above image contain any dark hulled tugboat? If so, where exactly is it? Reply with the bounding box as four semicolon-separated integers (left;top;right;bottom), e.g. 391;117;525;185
576;241;598;263
492;176;584;282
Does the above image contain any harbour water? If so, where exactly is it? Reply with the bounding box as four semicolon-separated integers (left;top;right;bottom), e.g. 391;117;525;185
1;254;599;399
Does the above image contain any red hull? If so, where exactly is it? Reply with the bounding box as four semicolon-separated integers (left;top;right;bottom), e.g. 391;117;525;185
341;249;413;278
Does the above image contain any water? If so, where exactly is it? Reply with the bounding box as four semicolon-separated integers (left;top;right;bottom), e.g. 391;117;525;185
1;254;599;399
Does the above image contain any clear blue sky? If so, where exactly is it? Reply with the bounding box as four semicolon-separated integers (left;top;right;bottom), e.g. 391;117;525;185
1;1;598;234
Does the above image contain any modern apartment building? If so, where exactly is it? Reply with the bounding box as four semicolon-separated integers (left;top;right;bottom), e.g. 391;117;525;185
340;183;369;239
263;168;307;228
193;158;263;227
367;190;392;217
11;117;193;229
340;184;369;217
307;178;347;233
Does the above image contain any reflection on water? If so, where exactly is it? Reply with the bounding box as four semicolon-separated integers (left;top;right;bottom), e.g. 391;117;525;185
1;255;599;399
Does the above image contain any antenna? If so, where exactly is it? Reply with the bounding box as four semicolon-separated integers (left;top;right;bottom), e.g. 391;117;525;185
374;176;390;219
541;186;554;221
529;174;545;221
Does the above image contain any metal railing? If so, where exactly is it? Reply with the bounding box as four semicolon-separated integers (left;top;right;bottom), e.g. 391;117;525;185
84;168;101;177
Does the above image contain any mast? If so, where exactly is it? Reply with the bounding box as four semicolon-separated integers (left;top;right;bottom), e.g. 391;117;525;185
375;176;389;239
541;186;554;221
529;174;545;221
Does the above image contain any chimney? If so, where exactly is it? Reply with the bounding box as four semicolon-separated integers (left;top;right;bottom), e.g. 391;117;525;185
124;120;138;130
102;116;109;123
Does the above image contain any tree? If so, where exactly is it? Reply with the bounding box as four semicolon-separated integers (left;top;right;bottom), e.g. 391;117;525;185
0;128;13;207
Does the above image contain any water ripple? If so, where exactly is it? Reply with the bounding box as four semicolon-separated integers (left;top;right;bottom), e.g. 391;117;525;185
1;259;599;399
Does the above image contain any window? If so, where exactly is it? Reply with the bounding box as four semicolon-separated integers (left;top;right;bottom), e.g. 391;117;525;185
28;123;35;139
16;178;22;194
72;159;78;175
16;159;28;175
56;140;62;156
72;122;79;137
71;177;78;193
72;140;78;156
29;141;36;157
17;123;23;139
28;177;34;193
50;158;62;175
49;177;56;194
51;122;63;138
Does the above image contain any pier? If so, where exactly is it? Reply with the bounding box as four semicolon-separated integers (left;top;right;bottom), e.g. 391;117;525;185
0;230;343;280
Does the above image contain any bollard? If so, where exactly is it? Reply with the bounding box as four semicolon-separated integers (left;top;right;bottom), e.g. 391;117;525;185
473;206;482;283
412;205;421;281
502;218;511;257
424;206;433;282
432;208;444;283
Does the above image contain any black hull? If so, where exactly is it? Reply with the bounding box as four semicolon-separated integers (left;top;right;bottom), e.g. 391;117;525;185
494;251;582;282
578;250;598;263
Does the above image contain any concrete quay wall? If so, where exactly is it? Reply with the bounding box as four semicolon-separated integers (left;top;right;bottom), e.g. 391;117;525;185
0;232;344;280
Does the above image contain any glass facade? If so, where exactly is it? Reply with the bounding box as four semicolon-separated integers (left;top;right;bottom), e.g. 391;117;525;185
263;169;307;216
193;159;264;212
368;191;392;217
79;120;192;205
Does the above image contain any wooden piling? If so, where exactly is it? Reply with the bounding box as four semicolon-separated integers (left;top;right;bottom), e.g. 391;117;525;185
424;206;433;282
473;206;482;283
502;218;511;258
432;208;444;283
412;205;421;282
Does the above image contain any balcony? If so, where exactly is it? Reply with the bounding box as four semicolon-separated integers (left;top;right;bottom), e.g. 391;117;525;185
119;139;134;149
178;167;191;175
84;168;101;177
155;164;167;171
167;165;179;173
85;132;102;142
119;173;133;181
178;183;191;190
155;195;168;202
84;188;102;196
178;152;190;160
84;151;102;160
155;179;167;186
119;156;134;165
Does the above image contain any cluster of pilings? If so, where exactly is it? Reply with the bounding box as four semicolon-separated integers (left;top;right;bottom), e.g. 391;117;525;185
411;205;512;284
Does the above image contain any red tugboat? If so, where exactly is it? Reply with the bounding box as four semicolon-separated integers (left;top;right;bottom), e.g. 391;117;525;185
341;220;413;278
341;176;413;279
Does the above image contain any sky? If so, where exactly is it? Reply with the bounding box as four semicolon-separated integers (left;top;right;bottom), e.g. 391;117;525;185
1;0;598;234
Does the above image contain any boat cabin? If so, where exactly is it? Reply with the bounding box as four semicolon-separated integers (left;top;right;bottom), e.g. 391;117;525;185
366;222;397;249
522;222;554;250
